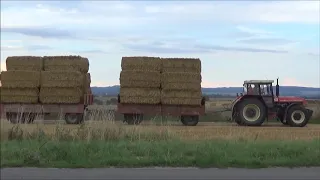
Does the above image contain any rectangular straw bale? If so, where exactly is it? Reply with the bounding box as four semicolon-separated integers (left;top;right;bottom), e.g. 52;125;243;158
161;72;202;83
161;58;201;71
120;96;161;104
161;82;201;91
161;97;202;105
40;96;80;104
120;70;160;82
6;56;43;71
121;56;161;71
83;73;91;93
41;71;83;87
43;56;89;73
40;87;83;97
120;88;160;97
120;80;160;88
0;87;39;103
162;67;201;73
161;90;202;98
1;71;40;88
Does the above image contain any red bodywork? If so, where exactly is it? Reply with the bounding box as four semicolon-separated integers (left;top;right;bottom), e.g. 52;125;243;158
117;103;205;117
0;94;94;117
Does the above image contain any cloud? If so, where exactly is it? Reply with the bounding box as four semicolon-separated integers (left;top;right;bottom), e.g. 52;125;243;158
193;44;287;54
1;27;74;39
238;38;295;46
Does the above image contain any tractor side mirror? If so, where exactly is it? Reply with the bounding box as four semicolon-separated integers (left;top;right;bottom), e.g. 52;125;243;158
276;78;279;97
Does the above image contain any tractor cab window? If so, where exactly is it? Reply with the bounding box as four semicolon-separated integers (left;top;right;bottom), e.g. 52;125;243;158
259;84;272;96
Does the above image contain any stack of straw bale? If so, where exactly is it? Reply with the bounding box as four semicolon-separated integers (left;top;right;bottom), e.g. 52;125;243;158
119;57;161;104
161;58;202;105
0;56;42;103
40;56;90;104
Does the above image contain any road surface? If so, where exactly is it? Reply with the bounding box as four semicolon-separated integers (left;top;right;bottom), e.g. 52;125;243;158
1;167;320;180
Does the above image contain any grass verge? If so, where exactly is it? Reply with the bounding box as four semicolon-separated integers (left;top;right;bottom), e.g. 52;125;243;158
1;139;320;168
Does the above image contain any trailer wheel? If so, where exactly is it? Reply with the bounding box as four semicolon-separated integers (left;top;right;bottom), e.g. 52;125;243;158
181;115;199;126
286;105;309;127
124;114;143;125
237;98;266;126
22;113;36;124
65;113;84;124
6;113;19;124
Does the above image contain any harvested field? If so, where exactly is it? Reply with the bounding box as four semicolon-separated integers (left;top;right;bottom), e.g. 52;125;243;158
161;90;202;98
0;71;40;88
43;56;89;73
0;87;38;103
39;96;80;104
121;56;161;71
120;80;160;88
161;72;202;83
41;71;83;87
120;88;160;97
161;58;201;73
161;82;201;91
6;56;43;71
161;97;202;105
120;70;160;82
120;96;161;104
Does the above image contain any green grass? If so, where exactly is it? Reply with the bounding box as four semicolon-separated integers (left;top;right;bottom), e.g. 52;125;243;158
1;139;320;168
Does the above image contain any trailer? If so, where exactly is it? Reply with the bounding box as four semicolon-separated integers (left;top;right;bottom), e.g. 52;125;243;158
0;94;94;124
117;96;206;126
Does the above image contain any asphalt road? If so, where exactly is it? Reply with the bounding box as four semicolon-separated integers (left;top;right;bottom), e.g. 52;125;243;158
1;167;320;180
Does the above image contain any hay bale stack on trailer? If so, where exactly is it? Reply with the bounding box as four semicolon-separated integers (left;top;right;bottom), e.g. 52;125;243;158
161;58;202;106
119;57;161;105
40;56;89;104
0;55;93;124
117;57;205;126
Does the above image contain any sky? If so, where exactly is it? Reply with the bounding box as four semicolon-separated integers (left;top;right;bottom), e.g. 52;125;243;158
1;0;319;88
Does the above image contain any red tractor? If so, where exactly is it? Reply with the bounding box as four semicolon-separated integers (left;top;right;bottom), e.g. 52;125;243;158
231;79;314;127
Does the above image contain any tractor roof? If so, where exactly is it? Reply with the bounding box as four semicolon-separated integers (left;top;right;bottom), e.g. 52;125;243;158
244;80;274;84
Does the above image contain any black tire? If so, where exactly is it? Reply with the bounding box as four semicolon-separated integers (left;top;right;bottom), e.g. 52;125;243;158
181;115;199;126
23;113;36;124
65;113;84;124
124;114;143;125
286;105;309;127
6;113;19;124
237;98;267;126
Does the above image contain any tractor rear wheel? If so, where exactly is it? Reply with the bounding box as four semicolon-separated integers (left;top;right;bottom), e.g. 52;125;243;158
237;98;267;126
286;105;309;127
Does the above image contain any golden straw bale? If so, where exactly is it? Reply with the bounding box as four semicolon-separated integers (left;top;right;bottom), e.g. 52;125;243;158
161;90;202;98
40;96;80;104
120;80;160;88
6;56;43;71
120;96;161;104
120;88;160;97
120;70;160;82
161;97;202;105
1;71;40;88
121;56;161;71
43;56;89;73
83;73;91;93
161;82;201;91
40;87;83;97
161;58;201;71
162;67;201;73
41;71;83;87
0;87;39;103
161;72;202;83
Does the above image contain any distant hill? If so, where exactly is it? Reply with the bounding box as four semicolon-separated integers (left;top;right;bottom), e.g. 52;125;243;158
91;85;320;98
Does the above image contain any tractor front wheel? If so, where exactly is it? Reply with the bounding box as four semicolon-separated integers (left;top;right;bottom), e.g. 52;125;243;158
286;106;309;127
237;98;267;126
